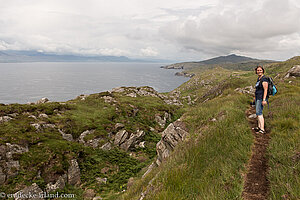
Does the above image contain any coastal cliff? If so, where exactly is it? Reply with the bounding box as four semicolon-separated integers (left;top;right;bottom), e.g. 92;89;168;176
0;56;300;199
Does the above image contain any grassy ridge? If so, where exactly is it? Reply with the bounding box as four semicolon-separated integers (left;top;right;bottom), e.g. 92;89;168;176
121;71;255;199
146;95;252;200
122;95;254;200
267;75;300;199
121;57;300;200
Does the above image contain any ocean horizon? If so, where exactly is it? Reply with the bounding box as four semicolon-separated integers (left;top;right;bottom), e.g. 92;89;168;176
0;62;189;104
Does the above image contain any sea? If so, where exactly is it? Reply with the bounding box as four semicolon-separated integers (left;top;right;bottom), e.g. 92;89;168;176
0;62;189;104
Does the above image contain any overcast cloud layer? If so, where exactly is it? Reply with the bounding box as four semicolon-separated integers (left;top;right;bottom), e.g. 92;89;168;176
0;0;300;61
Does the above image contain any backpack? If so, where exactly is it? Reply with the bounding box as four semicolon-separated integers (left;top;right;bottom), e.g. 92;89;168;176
260;76;277;97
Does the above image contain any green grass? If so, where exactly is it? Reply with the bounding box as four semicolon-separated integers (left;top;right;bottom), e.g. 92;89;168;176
1;57;300;199
0;88;183;198
267;78;300;200
121;57;300;200
121;92;254;200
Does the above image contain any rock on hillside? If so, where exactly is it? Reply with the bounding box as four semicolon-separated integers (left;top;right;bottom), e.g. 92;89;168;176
110;86;183;106
285;65;300;78
156;118;189;166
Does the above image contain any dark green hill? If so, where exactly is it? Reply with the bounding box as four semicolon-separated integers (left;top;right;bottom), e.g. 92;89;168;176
197;54;258;64
162;54;277;71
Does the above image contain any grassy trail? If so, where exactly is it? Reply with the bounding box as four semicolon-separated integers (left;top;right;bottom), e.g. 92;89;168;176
242;107;271;200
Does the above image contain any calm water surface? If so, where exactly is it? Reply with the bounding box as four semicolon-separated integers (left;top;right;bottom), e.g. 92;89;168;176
0;62;189;104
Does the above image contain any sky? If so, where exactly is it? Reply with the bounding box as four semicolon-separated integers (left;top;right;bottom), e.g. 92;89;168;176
0;0;300;62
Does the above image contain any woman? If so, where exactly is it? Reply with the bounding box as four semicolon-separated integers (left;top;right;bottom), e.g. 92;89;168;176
253;66;268;134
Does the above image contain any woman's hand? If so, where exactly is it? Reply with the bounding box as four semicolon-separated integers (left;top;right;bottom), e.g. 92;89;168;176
262;100;267;106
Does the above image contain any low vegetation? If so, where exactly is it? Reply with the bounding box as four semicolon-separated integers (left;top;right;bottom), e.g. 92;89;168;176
0;56;299;199
121;57;300;200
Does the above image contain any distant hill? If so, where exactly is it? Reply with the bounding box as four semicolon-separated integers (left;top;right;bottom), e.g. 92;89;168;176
162;54;277;71
197;54;258;65
0;50;167;63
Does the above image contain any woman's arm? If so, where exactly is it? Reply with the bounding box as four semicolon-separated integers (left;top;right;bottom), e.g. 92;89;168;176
262;82;268;105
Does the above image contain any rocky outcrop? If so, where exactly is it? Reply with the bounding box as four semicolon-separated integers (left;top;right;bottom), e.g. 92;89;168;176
121;130;145;151
46;174;67;192
14;183;43;200
96;177;107;185
11;158;80;198
140;119;189;200
235;86;255;95
0;116;13;124
0;167;6;184
114;123;125;130
111;86;183;106
84;189;96;199
160;64;184;69
78;130;103;148
285;65;300;78
197;79;229;103
114;130;129;146
38;113;48;118
67;159;81;186
77;94;90;100
101;96;117;103
30;122;56;132
78;130;94;144
36;97;49;104
175;71;195;78
155;112;171;128
0;143;29;184
100;142;112;150
114;130;145;151
155;118;189;166
59;129;74;142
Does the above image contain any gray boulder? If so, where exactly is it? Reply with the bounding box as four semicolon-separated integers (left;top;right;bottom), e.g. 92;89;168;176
100;142;112;151
77;94;89;100
96;177;107;185
5;143;29;159
101;96;116;103
235;86;255;95
114;123;125;130
5;161;20;178
30;123;42;131
67;159;81;186
0;167;6;184
46;174;67;192
114;130;129;146
285;65;300;78
84;189;96;200
0;116;13;124
78;130;95;144
14;183;43;200
111;87;125;93
36;97;49;104
120;130;145;151
155;112;171;128
156;119;189;166
59;129;74;142
38;113;48;118
86;138;102;148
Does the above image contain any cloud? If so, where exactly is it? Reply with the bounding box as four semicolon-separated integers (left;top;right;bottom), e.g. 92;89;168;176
159;0;300;60
0;0;299;61
140;47;159;57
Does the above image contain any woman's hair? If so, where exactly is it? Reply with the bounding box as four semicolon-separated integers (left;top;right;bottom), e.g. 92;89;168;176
255;65;265;74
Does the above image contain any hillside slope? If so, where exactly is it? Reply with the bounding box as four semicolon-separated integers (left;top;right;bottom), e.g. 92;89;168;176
162;54;276;71
121;57;300;200
0;56;299;200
